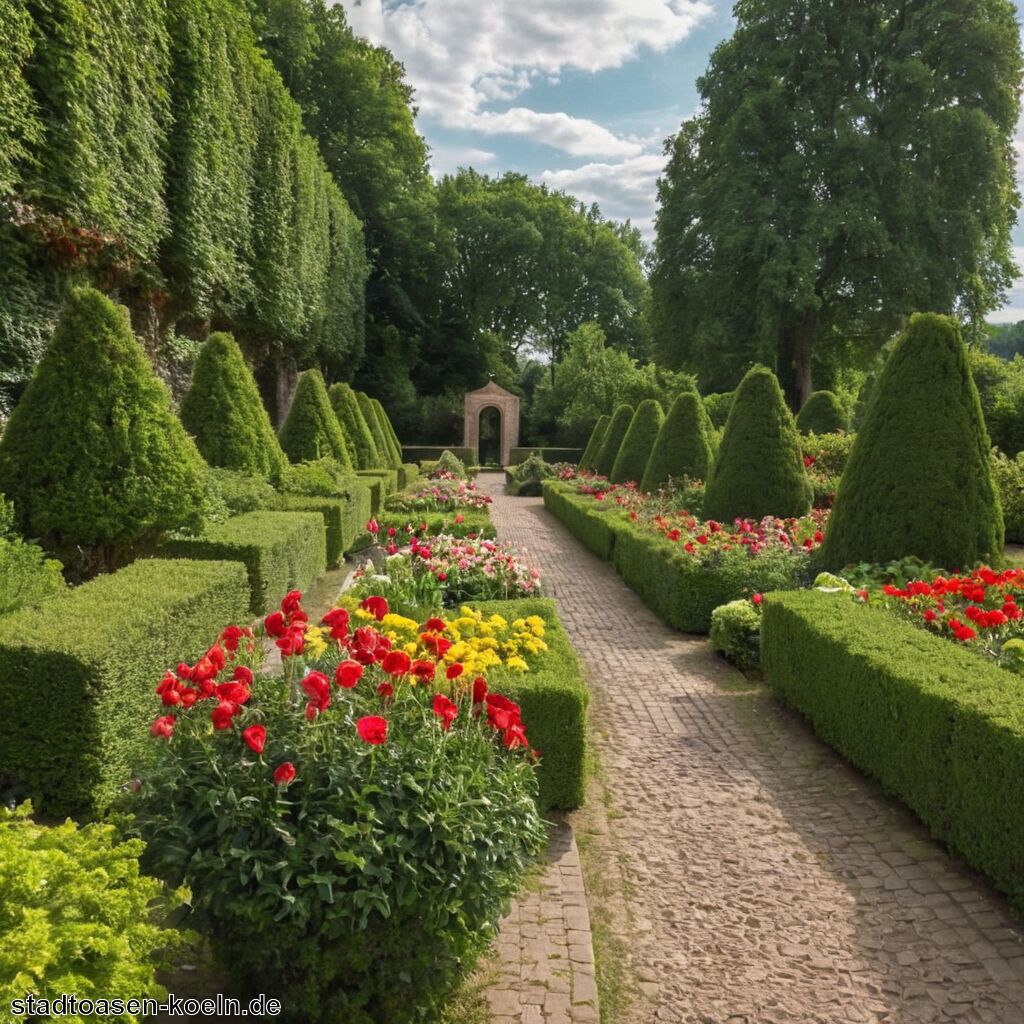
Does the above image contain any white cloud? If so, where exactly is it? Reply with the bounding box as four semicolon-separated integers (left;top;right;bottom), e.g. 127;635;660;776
428;144;498;177
540;152;669;236
338;0;710;155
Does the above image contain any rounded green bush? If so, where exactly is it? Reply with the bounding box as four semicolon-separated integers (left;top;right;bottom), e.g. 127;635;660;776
709;598;762;671
703;391;734;429
0;289;206;573
329;382;381;470
279;370;354;469
180;332;288;482
592;404;634;478
796;390;848;434
641;391;715;492
578;415;609;472
703;366;812;522
993;450;1024;544
611;400;664;484
819;314;1003;569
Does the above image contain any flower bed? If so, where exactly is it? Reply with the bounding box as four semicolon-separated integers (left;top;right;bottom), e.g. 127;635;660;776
762;589;1024;909
385;477;493;514
134;590;550;1023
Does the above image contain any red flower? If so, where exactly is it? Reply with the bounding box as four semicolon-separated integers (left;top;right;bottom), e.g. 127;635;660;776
381;649;412;677
455;513;465;524
264;610;286;637
357;715;389;745
322;607;350;640
446;663;464;680
387;526;397;538
377;681;394;699
360;595;389;622
425;617;447;632
215;680;251;705
367;518;380;534
472;677;488;704
752;593;763;606
803;454;816;468
411;659;437;682
432;693;459;731
301;671;331;718
485;693;521;731
281;590;303;615
221;625;245;653
335;660;363;689
191;650;220;683
150;714;175;739
437;571;448;582
503;722;528;750
211;700;239;730
421;632;452;658
274;762;296;785
232;664;254;686
923;609;937;623
242;724;267;755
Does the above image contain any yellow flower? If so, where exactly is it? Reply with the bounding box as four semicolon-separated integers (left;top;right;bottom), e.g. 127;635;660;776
382;612;420;634
506;656;529;673
304;626;329;659
355;608;374;621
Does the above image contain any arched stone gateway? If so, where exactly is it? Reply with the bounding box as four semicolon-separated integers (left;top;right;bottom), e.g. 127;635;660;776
463;379;520;467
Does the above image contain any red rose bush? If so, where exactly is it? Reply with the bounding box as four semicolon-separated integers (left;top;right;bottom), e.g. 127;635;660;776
133;590;545;1024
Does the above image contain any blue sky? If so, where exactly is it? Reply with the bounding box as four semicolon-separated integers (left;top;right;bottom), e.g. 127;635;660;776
340;0;1024;323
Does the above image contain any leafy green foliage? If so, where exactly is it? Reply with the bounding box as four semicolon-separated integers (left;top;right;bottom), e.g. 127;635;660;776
820;314;1003;569
180;333;288;482
709;599;762;671
202;466;278;524
578;415;609;472
796;391;848;434
279;369;353;469
592;404;634;478
509;455;556;497
0;537;65;616
993;450;1024;544
0;804;187;1011
433;450;469;478
329;382;381;469
762;589;1024;909
969;347;1024;456
163;511;327;614
651;0;1023;405
642;391;714;492
611;400;664;484
276;496;348;567
277;459;372;557
0;290;206;575
0;558;249;816
704;366;812;521
702;391;733;428
357;391;396;469
372;397;404;465
0;0;38;195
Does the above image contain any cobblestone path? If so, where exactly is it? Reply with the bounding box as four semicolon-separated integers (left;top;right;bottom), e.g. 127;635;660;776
485;474;1024;1024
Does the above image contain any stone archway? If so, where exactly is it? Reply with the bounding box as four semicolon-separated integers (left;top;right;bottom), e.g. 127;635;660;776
464;380;520;466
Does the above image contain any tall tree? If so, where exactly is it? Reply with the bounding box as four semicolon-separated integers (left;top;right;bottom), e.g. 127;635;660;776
651;0;1023;408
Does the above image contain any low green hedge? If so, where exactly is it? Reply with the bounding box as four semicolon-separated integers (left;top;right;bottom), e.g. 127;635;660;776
163;512;327;614
398;463;420;489
481;597;588;812
378;508;496;540
542;481;623;561
357;468;399;509
277;496;348;566
762;590;1024;908
510;447;582;465
357;476;382;514
402;446;475;465
0;558;249;818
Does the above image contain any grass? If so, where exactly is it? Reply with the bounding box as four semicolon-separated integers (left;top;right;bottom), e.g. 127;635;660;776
439;953;501;1024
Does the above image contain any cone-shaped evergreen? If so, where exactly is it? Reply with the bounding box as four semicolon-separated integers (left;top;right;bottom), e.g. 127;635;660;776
0;289;205;569
703;366;812;521
818;313;1003;569
279;370;353;469
180;333;288;482
611;400;664;484
579;415;609;471
356;392;393;468
329;382;380;470
371;397;403;467
796;390;848;434
593;404;634;478
641;391;715;492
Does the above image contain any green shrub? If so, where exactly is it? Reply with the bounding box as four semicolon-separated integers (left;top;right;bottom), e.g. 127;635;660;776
329;382;381;469
280;457;349;498
378;508;495;540
762;589;1024;908
796;390;848;434
279;370;353;469
704;366;812;522
276;496;348;567
703;391;734;428
510;454;555;496
801;431;855;476
431;449;468;478
481;598;588;811
372;397;404;467
180;332;288;482
0;536;66;617
162;512;327;615
357;476;382;514
0;805;186;1012
819;314;1003;570
0;289;206;575
709;599;762;670
399;463;420;489
993;450;1024;544
578;415;609;472
0;558;249;817
641;391;714;492
969;348;1024;457
203;466;277;521
356;468;398;501
592;404;634;478
357;392;397;469
611;399;664;484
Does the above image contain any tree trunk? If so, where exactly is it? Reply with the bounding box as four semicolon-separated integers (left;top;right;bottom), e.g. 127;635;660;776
778;310;816;411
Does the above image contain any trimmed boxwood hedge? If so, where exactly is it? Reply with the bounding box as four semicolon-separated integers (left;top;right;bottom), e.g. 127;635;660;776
277;496;348;567
399;463;420;489
162;512;327;614
611;400;664;484
377;508;496;540
542;481;622;561
0;558;249;818
480;597;587;812
579;419;610;472
593;404;634;478
762;589;1024;908
357;468;399;508
796;390;848;434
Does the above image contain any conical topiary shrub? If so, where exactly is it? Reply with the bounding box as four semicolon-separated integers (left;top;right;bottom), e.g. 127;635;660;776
796;390;848;434
357;392;397;469
641;391;715;492
703;366;812;521
593;404;634;478
611;400;664;484
329;382;380;470
579;415;609;471
279;370;353;469
373;398;404;465
818;313;1003;569
180;333;288;482
0;289;206;573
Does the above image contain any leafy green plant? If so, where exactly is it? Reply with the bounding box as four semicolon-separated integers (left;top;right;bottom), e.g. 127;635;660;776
202;466;277;523
430;450;469;479
578;415;609;472
0;804;187;1016
642;391;714;492
702;391;733;428
329;382;381;469
357;392;396;469
610;399;664;484
510;454;556;496
993;449;1024;543
0;289;206;576
796;390;848;434
592;404;634;478
0;535;65;617
279;369;354;469
709;598;762;670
